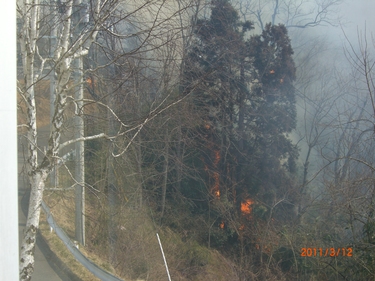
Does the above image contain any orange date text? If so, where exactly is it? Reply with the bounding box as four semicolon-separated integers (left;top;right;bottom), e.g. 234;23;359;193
300;247;353;257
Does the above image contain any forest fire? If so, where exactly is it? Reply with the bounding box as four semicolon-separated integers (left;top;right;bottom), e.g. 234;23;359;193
212;172;220;197
211;150;221;197
241;198;254;215
214;189;220;197
202;121;221;198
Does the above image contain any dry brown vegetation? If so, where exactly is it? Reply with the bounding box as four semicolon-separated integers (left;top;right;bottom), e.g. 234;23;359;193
36;140;239;281
42;186;242;281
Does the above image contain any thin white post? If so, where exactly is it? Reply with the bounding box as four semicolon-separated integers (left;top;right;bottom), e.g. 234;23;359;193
156;233;172;281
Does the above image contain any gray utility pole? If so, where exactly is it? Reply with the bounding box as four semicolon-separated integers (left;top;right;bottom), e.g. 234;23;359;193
50;1;57;188
74;0;88;246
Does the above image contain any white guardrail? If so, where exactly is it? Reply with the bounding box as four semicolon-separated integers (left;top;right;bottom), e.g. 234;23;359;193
41;201;124;281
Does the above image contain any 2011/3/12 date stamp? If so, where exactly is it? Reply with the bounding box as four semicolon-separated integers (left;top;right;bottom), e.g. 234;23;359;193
301;247;353;257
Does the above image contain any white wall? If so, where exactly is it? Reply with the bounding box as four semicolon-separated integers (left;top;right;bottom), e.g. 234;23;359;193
0;1;18;280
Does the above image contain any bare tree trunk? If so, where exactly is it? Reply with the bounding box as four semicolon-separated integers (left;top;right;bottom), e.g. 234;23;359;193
107;135;117;264
175;124;183;191
238;62;245;151
107;65;117;264
136;138;143;208
174;0;200;192
334;98;367;184
161;128;169;218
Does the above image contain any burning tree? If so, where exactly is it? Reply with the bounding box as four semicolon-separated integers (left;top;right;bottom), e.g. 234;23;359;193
174;2;300;275
182;0;297;221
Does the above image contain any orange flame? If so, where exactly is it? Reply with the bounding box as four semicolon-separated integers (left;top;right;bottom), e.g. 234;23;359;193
214;189;220;197
269;69;275;74
210;150;221;198
212;172;220;197
219;221;225;229
241;198;254;215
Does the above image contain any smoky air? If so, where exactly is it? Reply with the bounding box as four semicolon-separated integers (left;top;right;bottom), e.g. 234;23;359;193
13;0;375;280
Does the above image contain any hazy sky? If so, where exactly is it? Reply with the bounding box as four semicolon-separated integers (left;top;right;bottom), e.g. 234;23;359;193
331;0;375;43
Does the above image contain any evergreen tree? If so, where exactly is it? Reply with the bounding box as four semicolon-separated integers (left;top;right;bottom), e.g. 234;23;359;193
181;0;298;245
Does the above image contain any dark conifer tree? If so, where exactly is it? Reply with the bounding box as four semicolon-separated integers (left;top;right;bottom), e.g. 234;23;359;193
181;0;298;243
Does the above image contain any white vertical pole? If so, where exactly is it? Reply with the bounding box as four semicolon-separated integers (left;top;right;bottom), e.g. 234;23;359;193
74;46;85;246
74;0;85;246
156;233;172;281
0;1;18;280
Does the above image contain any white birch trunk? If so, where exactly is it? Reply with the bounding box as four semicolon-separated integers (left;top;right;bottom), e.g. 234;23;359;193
19;171;48;281
19;2;42;279
18;0;100;279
